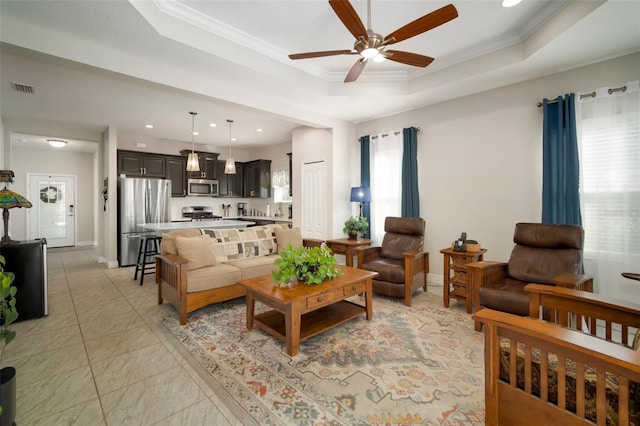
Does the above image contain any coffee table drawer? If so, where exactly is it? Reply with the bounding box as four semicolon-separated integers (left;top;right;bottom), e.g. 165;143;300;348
306;288;343;309
343;281;365;297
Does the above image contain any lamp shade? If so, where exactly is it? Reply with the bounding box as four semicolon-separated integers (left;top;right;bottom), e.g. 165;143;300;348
0;187;32;244
0;188;32;209
224;158;236;174
350;186;371;203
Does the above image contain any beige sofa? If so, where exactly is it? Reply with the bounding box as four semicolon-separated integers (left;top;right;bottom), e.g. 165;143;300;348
155;224;323;324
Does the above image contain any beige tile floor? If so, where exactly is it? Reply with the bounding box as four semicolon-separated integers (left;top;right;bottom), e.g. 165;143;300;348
0;247;243;425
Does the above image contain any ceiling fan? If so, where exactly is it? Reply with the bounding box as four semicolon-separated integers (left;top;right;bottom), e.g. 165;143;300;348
289;0;458;83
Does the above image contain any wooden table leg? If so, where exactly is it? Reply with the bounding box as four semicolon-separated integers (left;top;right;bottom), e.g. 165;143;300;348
285;301;301;356
443;253;450;308
344;246;353;267
246;290;255;330
364;278;373;320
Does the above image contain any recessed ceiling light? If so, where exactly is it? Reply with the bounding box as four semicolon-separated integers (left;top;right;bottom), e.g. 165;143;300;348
255;128;263;132
47;139;68;148
144;124;154;129
501;0;522;7
192;131;199;136
231;137;237;141
209;123;217;128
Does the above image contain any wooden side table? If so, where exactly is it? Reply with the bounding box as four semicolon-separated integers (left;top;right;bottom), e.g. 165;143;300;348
326;238;373;267
440;247;487;313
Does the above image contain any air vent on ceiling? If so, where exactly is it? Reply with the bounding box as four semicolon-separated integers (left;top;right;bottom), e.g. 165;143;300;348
11;82;34;94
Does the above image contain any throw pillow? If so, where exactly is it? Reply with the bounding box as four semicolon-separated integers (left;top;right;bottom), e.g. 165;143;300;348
175;235;217;270
275;227;303;252
161;229;203;254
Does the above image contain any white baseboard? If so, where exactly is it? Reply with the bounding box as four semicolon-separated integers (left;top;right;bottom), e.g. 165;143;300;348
428;273;444;285
76;241;95;247
98;256;119;269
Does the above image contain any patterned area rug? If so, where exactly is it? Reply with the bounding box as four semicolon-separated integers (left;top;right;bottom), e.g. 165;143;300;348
156;291;485;425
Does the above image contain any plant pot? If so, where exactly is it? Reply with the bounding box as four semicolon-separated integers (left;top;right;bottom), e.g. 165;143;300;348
348;233;358;241
0;366;16;426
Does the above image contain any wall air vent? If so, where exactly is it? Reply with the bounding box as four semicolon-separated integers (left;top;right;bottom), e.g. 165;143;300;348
11;82;34;94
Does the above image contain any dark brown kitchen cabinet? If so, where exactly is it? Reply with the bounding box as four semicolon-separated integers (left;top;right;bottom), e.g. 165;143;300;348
165;156;187;197
118;151;165;177
244;159;271;198
180;150;219;179
216;161;244;197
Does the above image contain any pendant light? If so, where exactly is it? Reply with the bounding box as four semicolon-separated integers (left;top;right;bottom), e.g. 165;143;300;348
185;111;200;172
224;119;236;174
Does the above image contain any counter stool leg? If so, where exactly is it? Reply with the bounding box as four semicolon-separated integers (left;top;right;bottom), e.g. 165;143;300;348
133;238;145;281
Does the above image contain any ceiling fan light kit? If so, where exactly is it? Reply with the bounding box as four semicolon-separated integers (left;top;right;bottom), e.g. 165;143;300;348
288;0;458;83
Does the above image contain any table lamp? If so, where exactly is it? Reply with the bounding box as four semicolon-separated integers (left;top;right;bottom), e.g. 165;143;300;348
350;186;371;217
0;171;32;245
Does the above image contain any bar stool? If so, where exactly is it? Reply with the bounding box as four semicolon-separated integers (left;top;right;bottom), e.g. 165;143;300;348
133;234;162;286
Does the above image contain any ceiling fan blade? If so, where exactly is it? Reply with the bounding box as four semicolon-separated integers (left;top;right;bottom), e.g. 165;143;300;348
289;50;355;60
385;4;458;44
329;0;368;40
386;50;434;67
344;58;367;83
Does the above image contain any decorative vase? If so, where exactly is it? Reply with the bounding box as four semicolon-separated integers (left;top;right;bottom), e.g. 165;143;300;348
0;366;16;426
348;232;358;241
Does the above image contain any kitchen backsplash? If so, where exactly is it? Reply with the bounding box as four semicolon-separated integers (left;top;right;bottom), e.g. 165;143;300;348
169;196;290;220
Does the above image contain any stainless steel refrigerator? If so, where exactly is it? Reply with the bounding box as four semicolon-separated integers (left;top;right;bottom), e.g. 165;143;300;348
117;177;171;267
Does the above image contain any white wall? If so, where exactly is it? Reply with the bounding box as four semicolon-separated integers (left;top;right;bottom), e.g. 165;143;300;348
11;146;95;244
356;52;640;283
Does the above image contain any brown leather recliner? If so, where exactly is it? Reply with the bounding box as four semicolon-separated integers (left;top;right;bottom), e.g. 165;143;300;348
469;222;593;331
356;217;429;307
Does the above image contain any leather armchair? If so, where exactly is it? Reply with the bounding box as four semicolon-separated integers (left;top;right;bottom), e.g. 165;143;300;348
356;217;429;307
468;222;593;331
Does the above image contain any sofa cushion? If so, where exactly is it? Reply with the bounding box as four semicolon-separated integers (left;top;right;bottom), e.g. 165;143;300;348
202;225;280;262
175;235;217;271
161;229;203;254
226;254;280;280
275;227;303;252
185;264;242;293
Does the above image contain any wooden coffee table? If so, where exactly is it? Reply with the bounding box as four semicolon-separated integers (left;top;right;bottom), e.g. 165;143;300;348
238;266;377;356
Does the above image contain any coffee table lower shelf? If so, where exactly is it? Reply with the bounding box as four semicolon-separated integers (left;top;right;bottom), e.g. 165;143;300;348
254;300;365;344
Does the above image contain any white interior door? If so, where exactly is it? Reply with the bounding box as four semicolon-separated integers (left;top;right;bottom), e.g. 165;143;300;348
28;174;76;248
301;161;326;239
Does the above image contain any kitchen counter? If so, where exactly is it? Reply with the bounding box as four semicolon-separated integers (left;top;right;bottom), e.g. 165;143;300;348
144;219;255;232
231;216;292;224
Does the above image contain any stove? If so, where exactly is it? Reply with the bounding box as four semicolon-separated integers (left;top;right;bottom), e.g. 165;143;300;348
182;206;222;221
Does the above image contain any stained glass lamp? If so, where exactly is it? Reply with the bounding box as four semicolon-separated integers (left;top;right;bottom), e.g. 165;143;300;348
0;187;32;244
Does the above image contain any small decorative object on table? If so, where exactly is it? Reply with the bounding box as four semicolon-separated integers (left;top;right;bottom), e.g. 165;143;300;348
343;216;368;240
272;244;342;285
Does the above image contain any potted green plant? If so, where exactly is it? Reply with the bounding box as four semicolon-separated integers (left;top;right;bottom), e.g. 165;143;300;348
272;244;342;285
0;255;17;425
343;216;369;240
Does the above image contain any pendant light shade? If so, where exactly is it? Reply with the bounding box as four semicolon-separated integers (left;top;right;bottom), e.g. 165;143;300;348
186;111;200;172
224;119;236;175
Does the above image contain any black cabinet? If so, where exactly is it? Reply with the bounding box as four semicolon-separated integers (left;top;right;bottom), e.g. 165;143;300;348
165;156;187;197
216;161;244;197
180;150;219;179
118;151;166;177
229;163;244;197
0;239;47;321
244;160;271;198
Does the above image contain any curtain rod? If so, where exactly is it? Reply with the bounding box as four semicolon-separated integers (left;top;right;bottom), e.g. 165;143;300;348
536;84;628;107
367;127;421;140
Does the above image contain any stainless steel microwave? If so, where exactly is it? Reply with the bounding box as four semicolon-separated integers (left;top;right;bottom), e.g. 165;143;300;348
187;178;219;197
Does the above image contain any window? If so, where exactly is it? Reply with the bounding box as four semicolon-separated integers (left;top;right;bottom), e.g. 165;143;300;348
578;81;640;300
370;132;402;244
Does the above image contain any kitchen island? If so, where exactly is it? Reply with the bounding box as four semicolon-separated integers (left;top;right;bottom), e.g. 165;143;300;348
144;219;255;233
